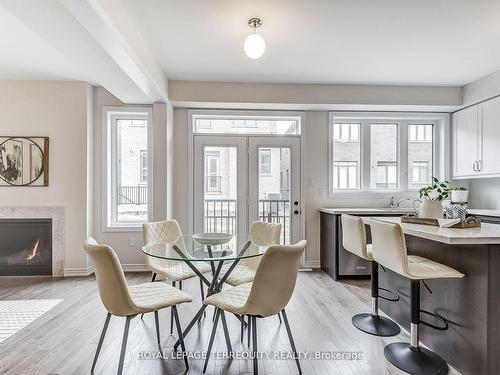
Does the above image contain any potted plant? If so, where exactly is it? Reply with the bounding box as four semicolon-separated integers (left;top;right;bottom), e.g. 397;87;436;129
417;177;450;218
450;186;468;203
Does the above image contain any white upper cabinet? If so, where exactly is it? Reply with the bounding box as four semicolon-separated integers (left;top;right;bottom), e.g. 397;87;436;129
453;96;500;179
479;96;500;175
453;105;479;178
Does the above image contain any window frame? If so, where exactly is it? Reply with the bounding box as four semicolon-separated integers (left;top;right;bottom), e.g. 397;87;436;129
102;106;153;232
328;112;447;196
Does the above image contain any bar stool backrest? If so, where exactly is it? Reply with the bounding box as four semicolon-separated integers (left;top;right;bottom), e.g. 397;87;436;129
341;214;369;259
370;219;410;277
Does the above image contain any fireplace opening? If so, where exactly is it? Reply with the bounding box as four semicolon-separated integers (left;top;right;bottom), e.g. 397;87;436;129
0;218;52;276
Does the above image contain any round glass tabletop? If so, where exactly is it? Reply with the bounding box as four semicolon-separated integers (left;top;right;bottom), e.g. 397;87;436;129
141;234;267;262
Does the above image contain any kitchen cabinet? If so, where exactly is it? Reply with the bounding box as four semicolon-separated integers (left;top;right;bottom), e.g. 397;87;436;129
453;96;500;179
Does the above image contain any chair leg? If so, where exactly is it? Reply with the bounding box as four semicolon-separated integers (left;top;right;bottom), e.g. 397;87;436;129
240;315;244;342
281;309;302;375
91;313;111;373
220;310;233;353
154;311;160;346
203;308;221;373
179;280;183;290
278;312;282;324
172;306;189;370
199;279;206;318
252;316;258;375
247;314;251;347
170;281;176;334
117;316;131;375
151;272;157;282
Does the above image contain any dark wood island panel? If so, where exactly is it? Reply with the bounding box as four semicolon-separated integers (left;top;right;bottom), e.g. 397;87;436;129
378;235;500;375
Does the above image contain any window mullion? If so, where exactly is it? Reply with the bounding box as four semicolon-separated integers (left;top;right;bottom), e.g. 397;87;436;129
400;120;409;190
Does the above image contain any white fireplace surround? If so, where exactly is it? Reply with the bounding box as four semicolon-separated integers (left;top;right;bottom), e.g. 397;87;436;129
0;206;64;277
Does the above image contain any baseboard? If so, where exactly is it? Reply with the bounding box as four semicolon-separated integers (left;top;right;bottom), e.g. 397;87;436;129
304;260;321;268
64;264;94;277
121;263;149;272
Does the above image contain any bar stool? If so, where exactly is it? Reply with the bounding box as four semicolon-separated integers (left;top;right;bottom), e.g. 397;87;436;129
370;218;464;375
341;214;400;336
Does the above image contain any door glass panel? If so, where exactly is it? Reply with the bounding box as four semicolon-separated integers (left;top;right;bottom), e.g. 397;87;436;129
257;147;291;244
370;123;398;189
204;146;237;234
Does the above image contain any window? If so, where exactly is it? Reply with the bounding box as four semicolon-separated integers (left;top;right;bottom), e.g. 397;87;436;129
139;150;147;184
105;107;151;229
333;161;359;189
412;161;430;184
409;125;432;142
376;161;397;189
331;123;361;189
259;148;272;175
329;113;440;193
205;151;221;192
370;123;398;189
193;114;301;135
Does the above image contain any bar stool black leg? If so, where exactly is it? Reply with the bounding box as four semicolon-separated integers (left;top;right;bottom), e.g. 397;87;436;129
384;279;448;375
351;261;401;337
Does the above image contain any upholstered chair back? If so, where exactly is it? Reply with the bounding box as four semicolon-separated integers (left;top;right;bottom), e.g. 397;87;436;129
243;240;306;317
370;219;409;277
84;238;135;316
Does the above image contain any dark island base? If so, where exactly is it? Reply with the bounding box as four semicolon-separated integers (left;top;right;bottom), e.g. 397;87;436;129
378;234;500;375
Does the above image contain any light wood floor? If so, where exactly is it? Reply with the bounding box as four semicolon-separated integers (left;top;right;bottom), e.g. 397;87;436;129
0;271;460;375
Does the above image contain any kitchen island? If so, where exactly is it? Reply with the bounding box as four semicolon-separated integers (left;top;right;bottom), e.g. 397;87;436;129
362;217;500;375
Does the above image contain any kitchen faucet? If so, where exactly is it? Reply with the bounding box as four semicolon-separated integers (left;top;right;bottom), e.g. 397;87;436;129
390;197;410;208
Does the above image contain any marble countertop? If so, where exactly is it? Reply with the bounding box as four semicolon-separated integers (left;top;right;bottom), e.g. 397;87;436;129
362;216;500;245
319;207;414;215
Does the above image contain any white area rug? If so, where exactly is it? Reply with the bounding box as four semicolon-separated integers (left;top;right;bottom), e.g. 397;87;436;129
0;299;62;343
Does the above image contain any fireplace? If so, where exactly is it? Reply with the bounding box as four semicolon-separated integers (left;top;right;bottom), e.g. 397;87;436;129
0;218;52;276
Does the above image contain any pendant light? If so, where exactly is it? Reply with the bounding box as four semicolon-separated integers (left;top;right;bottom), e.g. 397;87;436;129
244;17;265;59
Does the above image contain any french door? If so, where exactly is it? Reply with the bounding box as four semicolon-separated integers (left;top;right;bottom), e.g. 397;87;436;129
193;135;301;244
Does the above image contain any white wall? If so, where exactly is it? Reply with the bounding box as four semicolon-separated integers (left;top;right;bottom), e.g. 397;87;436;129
0;80;89;273
173;108;420;267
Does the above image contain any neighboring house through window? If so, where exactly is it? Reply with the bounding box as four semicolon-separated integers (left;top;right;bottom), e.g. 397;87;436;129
259;148;272;175
376;161;397;189
333;161;358;189
205;151;221;192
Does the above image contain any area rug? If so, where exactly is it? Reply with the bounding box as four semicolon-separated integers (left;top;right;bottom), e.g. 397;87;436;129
0;299;62;343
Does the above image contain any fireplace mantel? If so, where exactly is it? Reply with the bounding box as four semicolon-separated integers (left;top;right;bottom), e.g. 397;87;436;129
0;207;64;276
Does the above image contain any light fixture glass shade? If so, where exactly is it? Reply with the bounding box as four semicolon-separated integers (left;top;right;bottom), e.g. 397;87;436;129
244;33;266;59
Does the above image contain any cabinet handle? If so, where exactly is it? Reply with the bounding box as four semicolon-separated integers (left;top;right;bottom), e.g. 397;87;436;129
473;161;478;172
478;160;483;172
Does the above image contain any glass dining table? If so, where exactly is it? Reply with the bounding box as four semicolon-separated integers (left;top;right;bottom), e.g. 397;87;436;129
142;234;268;351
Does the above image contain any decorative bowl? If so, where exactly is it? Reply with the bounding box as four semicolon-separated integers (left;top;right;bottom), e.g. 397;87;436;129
193;233;232;246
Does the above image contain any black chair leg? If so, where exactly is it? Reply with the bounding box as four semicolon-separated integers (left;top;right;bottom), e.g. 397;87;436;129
154;311;160;346
247;314;251;347
91;313;111;373
240;315;244;342
151;272;157;282
220;311;233;353
282;309;302;374
179;280;183;290
199;279;206;318
117;316;131;375
172;306;189;369
170;281;176;334
203;308;221;373
252;315;258;375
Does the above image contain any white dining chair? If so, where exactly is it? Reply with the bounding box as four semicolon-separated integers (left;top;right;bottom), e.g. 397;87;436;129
84;238;192;374
202;240;307;375
142;219;211;327
220;221;282;286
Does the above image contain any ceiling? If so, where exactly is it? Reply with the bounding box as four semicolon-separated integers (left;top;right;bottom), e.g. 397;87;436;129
123;0;500;85
0;6;88;82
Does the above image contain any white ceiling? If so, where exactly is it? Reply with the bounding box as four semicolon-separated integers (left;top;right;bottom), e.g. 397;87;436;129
0;6;88;82
122;0;500;85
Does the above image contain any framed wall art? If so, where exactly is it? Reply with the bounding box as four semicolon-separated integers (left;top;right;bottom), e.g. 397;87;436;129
0;137;49;186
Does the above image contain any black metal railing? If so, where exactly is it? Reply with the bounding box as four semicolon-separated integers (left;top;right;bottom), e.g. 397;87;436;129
204;198;290;243
118;185;148;205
